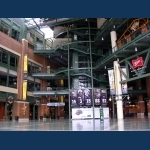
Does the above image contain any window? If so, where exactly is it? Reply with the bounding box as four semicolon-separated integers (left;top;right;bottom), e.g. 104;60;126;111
0;21;10;35
28;61;42;74
10;53;18;68
10;55;16;67
0;76;7;86
12;29;20;41
9;76;17;88
28;61;32;73
2;51;8;64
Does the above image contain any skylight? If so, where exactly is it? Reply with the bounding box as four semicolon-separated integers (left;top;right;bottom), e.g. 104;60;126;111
25;18;54;38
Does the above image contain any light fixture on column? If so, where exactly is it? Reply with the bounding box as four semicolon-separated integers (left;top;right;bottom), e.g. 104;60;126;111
109;97;112;101
102;37;104;40
113;25;115;28
85;18;88;21
117;58;119;61
61;55;62;58
135;47;137;51
115;96;118;100
48;55;50;58
127;96;130;100
104;66;106;69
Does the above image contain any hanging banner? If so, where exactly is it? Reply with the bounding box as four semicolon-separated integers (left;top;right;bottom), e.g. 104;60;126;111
84;89;92;106
77;89;84;106
23;80;27;100
100;89;107;107
121;67;128;94
23;54;28;100
23;54;28;80
94;88;101;106
108;69;115;95
70;90;78;106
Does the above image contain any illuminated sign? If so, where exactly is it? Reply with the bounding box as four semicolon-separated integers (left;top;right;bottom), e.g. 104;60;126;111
23;54;28;100
23;54;28;73
132;57;144;69
23;80;27;100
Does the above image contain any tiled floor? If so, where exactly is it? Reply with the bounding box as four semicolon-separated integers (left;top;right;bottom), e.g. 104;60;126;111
0;118;150;131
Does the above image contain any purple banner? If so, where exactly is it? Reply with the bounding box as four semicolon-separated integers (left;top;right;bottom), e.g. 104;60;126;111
84;89;92;106
94;89;101;106
100;89;107;107
77;89;84;106
70;90;77;106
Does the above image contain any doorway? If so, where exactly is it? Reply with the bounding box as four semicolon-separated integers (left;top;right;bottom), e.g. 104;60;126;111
29;103;39;120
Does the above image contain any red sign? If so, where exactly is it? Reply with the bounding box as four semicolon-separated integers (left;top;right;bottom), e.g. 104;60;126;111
132;57;144;69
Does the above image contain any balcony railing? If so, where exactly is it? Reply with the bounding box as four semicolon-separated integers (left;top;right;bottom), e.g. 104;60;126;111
33;87;68;92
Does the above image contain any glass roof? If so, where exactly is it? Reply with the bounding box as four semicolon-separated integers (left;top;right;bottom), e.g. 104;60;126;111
24;18;43;27
25;18;54;38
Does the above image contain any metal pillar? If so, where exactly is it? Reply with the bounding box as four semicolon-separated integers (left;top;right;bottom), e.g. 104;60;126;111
67;24;71;120
88;19;95;119
33;104;35;120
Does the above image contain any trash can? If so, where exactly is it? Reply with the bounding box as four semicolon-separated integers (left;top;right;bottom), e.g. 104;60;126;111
15;116;19;121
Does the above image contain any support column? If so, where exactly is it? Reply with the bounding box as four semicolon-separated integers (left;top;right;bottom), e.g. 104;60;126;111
146;76;150;117
114;61;123;119
17;39;28;100
136;80;145;118
110;30;123;119
71;51;79;89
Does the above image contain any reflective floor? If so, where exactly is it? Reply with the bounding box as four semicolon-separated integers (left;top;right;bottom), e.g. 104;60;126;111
0;118;150;131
